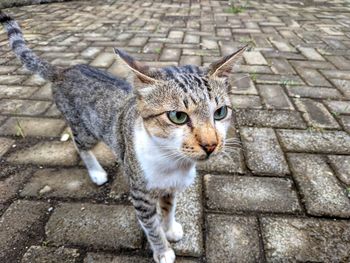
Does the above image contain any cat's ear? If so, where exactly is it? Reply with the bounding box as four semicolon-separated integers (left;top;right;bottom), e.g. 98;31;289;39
114;48;158;84
206;45;248;78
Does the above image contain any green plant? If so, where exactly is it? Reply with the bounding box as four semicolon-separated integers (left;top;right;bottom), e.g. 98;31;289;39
225;0;248;14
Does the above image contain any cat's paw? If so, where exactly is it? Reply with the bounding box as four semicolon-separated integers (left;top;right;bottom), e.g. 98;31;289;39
165;221;184;242
154;248;175;263
89;170;108;186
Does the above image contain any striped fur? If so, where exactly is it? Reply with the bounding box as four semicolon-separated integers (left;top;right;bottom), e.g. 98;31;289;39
1;12;246;263
0;11;59;80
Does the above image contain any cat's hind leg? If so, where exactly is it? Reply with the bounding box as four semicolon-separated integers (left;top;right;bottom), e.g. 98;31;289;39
71;127;108;186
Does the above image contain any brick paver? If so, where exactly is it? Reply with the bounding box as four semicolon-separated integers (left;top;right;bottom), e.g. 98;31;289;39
1;0;350;262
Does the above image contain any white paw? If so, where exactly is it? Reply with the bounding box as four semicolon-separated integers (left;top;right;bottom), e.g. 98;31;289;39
154;248;175;263
89;170;108;185
165;221;184;242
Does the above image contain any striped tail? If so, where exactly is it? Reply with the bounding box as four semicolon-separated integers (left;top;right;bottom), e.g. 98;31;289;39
0;11;60;81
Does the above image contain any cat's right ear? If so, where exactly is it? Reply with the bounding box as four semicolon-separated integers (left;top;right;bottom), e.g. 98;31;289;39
114;48;158;85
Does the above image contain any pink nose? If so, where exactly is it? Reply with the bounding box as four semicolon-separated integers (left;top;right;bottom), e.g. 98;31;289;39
200;143;217;156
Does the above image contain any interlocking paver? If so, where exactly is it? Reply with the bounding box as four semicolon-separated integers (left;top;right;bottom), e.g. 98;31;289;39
236;109;306;129
206;214;262;263
205;174;300;213
46;203;143;250
7;141;79;166
288;153;350;217
261;217;350;262
277;129;350;154
1;0;350;261
0;200;50;263
328;155;350;186
21;246;80;263
20;168;102;199
294;98;339;129
241;127;289;175
0;117;66;137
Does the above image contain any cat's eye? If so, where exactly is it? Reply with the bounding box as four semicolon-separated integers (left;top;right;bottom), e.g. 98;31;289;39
214;106;228;121
167;111;189;125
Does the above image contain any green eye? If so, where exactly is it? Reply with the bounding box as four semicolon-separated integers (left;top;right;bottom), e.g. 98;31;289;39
167;111;189;125
214;106;228;120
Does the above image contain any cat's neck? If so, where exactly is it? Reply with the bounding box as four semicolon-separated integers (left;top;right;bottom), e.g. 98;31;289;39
133;118;196;191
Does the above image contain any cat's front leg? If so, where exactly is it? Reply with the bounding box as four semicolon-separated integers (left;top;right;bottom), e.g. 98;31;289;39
131;188;175;263
160;193;184;242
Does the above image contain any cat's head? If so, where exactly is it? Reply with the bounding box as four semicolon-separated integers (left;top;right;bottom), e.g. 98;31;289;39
115;47;246;163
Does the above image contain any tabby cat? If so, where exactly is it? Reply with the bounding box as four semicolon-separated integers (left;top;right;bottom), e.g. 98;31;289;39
0;11;246;263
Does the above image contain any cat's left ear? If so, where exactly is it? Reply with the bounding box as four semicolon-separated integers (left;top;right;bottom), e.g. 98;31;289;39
206;45;248;78
114;48;159;84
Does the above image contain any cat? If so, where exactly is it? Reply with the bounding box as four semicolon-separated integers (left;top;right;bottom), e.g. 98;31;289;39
0;11;246;263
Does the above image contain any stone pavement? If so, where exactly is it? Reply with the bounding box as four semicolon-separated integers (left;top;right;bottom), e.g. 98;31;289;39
1;0;350;262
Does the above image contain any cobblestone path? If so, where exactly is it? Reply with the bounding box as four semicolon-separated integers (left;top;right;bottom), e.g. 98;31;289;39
1;0;350;262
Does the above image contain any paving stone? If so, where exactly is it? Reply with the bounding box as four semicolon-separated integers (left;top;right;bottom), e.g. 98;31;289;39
340;115;350;132
324;100;350;114
286;86;342;99
198;149;245;174
270;58;295;74
0;200;50;263
236;109;306;129
328;155;350;186
84;253;197;263
0;99;51;115
243;51;267;65
184;34;200;44
179;55;201;66
21;246;80;263
326;55;350;70
231;95;262;109
0;137;14;157
0;169;32;203
160;48;180;61
206;214;262;263
109;170;130;200
0;75;27;85
261;217;350;262
172;176;203;257
81;47;103;59
0;117;66;137
45;104;62;117
330;79;350;98
201;38;218;50
240;127;289;175
295;67;331;87
258;85;294;110
46;203;143;250
290;60;335;69
270;39;296;52
277;130;350;154
90;142;116;167
294;98;339;129
288;153;350;217
24;75;47;86
7;141;79;166
322;70;350;80
129;37;148;46
229;74;257;95
204;174;300;213
90;52;115;68
168;31;184;39
20;168;101;199
31;83;53;100
0;85;38;98
298;47;325;61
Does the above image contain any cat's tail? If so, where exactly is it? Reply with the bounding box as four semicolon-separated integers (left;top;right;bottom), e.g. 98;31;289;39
0;11;60;81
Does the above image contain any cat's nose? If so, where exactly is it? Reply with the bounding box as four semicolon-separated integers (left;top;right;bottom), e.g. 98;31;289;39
200;143;217;156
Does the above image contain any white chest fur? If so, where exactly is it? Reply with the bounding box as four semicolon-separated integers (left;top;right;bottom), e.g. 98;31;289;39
134;123;196;191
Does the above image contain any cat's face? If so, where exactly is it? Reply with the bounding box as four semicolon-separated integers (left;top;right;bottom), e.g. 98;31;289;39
115;47;246;162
